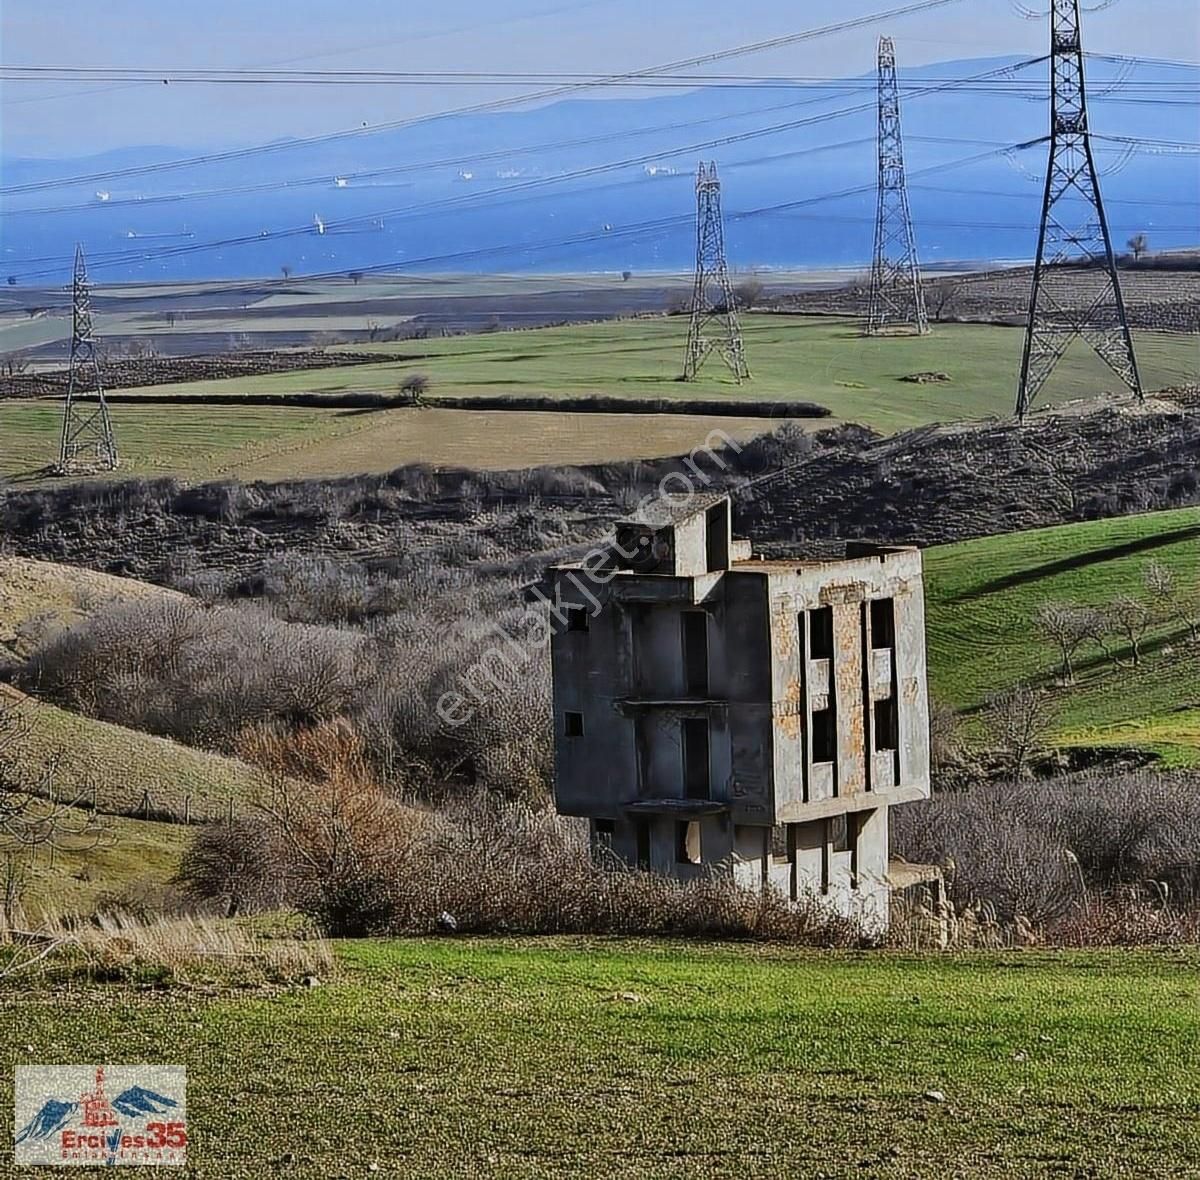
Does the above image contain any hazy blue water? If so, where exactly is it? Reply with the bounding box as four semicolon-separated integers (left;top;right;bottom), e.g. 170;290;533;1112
4;60;1197;285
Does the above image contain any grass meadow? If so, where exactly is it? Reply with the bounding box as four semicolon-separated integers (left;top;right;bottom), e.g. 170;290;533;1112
1;938;1197;1177
125;315;1198;426
3;316;1195;485
926;506;1200;764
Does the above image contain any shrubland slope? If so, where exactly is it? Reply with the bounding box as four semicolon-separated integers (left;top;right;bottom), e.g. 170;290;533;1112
0;555;186;662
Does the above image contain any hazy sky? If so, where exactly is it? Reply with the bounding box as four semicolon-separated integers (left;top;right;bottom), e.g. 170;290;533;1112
3;0;1198;155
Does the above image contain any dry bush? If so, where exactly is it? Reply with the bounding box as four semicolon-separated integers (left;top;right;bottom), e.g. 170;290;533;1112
1048;893;1200;946
174;817;284;918
894;768;1200;926
0;907;332;986
180;790;863;944
20;574;554;802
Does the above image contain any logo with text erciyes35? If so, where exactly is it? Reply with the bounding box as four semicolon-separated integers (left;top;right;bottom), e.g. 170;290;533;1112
14;1065;187;1167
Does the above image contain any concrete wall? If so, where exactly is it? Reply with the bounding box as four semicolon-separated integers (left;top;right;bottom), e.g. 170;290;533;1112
767;546;931;825
728;809;889;936
550;503;928;936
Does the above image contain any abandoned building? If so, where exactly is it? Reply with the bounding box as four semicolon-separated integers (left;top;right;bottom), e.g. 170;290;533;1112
546;493;934;934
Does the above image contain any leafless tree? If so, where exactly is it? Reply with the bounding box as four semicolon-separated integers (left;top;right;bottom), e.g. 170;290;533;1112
980;683;1054;780
281;265;293;280
925;278;960;323
399;372;429;402
1127;233;1149;262
733;277;765;309
1106;594;1153;666
0;696;110;925
1034;602;1105;683
1144;559;1200;643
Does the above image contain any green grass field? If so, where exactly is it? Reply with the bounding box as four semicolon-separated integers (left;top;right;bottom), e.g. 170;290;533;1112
3;316;1194;485
17;808;189;916
2;938;1198;1177
127;315;1198;430
926;506;1200;764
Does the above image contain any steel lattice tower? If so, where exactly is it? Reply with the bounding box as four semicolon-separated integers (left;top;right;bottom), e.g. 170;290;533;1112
865;36;928;336
1016;0;1141;418
58;244;118;473
682;161;749;382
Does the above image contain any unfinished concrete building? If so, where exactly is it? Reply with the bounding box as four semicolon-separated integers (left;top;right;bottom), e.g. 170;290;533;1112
546;493;932;934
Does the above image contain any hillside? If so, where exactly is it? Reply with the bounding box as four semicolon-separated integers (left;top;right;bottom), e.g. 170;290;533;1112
16;808;190;917
0;555;187;661
926;506;1200;764
0;683;262;822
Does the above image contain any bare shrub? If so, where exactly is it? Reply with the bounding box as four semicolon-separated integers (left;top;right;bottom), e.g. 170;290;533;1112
894;768;1200;929
1034;602;1105;682
20;600;371;752
182;787;863;944
979;683;1054;780
174;817;282;917
1050;894;1200;947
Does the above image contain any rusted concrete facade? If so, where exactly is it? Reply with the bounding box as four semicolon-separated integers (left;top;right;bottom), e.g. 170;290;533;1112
546;494;930;934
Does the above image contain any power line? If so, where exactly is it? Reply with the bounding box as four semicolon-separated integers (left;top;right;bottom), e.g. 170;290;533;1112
5;69;1189;88
2;85;890;220
8;59;1047;282
0;0;971;197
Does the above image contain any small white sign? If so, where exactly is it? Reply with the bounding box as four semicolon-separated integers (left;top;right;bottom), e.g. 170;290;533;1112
14;1065;187;1168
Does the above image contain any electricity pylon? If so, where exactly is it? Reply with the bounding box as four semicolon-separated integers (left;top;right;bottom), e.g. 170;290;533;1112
865;36;928;336
1016;0;1141;418
682;161;749;382
58;244;118;473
